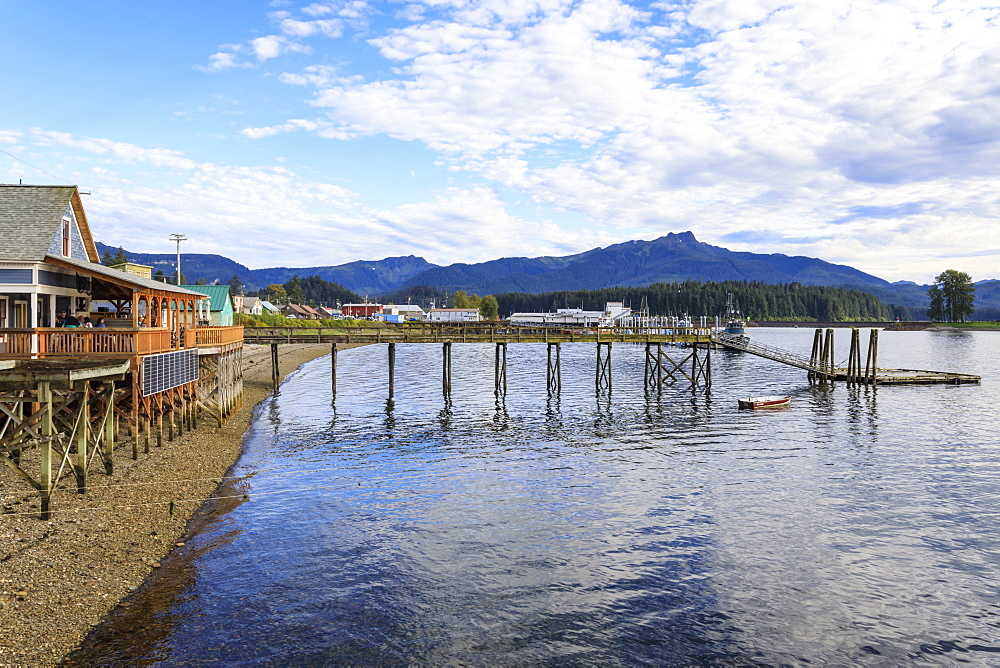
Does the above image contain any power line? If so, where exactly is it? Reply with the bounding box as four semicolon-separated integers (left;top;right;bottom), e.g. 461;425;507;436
0;147;164;247
0;147;72;184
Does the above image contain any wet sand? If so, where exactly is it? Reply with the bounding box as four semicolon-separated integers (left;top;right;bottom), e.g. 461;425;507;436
0;343;352;666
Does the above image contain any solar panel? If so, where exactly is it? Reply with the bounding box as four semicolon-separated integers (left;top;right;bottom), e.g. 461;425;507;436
141;349;200;397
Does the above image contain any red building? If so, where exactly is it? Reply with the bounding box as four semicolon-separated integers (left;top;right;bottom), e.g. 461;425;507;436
342;303;383;318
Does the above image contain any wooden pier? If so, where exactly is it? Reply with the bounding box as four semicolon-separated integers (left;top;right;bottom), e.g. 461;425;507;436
254;323;717;399
243;322;715;346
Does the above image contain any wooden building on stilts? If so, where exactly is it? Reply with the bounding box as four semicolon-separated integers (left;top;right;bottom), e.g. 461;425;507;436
0;184;244;518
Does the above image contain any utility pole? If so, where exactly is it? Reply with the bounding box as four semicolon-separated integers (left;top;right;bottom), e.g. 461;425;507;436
170;233;187;285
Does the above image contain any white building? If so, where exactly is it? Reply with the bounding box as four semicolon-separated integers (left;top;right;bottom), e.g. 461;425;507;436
510;302;632;328
384;304;426;321
428;308;480;322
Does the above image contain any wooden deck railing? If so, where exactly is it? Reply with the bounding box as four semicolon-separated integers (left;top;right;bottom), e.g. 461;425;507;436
0;326;243;360
185;326;244;348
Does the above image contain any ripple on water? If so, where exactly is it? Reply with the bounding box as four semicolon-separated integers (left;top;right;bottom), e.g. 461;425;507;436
73;330;1000;666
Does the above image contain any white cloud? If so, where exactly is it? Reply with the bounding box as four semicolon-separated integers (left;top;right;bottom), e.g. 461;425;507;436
250;35;313;61
178;0;1000;280
29;129;197;170
196;48;252;73
278;64;341;86
240;119;326;139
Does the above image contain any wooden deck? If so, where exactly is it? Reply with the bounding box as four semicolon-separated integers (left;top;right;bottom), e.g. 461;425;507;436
0;326;244;360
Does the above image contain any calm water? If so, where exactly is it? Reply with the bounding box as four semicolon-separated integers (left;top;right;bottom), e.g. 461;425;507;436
74;329;1000;665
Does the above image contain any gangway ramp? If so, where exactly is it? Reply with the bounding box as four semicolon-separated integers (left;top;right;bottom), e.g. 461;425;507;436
711;332;980;385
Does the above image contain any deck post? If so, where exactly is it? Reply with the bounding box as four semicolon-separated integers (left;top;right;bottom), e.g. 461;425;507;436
388;342;396;399
131;379;140;459
77;382;89;493
104;385;115;474
39;381;53;520
167;389;175;442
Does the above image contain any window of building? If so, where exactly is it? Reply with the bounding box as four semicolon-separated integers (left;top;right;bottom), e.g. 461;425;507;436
62;217;71;256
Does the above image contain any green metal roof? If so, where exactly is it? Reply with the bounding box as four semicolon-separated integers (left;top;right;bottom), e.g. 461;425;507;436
180;284;233;312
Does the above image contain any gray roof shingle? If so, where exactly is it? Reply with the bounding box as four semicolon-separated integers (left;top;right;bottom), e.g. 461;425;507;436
0;185;80;261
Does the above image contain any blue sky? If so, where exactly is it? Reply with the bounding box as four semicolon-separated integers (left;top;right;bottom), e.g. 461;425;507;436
2;0;999;282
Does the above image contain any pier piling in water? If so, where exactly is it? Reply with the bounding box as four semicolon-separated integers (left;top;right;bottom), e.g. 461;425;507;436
596;342;612;392
388;343;396;399
495;342;508;396
271;343;279;394
331;343;338;399
442;342;452;397
546;342;561;395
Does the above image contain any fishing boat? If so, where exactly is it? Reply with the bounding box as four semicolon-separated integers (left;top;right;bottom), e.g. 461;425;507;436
722;293;748;339
738;395;791;409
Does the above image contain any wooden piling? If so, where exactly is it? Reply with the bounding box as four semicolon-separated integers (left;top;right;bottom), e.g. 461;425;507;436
809;328;822;384
442;342;452;396
104;386;115;475
847;328;861;384
77;382;89;494
331;343;338;398
656;343;664;392
271;343;279;394
39;382;53;520
865;329;879;386
596;342;612;392
494;342;507;396
819;328;835;384
547;342;561;394
388;342;396;399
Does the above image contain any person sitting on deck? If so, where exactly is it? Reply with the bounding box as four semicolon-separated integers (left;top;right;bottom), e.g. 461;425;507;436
58;311;81;328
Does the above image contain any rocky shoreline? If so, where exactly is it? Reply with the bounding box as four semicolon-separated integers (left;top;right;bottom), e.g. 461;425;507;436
0;343;350;666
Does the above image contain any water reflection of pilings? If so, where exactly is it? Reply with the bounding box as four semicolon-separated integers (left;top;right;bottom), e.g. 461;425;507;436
492;397;509;431
593;394;615;437
845;384;879;442
383;398;396;432
267;395;282;434
438;401;453;429
544;395;562;436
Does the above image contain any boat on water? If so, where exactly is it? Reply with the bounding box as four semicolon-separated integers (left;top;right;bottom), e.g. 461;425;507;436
738;395;791;409
722;293;747;338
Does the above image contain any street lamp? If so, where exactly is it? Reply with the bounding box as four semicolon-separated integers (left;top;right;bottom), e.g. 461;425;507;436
170;233;186;285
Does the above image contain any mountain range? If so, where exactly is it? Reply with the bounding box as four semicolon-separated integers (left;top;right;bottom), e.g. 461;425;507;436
95;233;1000;317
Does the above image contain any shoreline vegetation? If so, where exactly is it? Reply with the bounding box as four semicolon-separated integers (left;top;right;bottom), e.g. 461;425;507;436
0;343;356;666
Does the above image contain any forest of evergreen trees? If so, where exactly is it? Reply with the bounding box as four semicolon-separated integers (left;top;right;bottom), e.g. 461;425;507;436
492;281;893;322
264;277;899;321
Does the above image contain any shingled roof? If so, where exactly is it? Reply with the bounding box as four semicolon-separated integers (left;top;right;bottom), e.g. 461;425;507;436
0;184;99;262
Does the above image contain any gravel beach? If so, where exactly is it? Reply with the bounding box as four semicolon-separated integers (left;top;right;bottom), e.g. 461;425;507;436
0;343;353;666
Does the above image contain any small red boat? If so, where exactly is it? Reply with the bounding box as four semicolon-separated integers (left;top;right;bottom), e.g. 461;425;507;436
738;395;791;409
